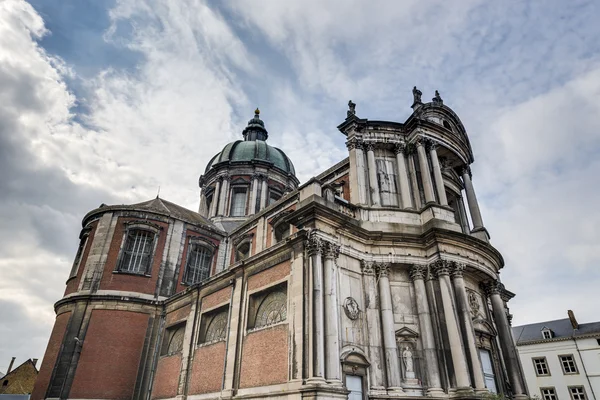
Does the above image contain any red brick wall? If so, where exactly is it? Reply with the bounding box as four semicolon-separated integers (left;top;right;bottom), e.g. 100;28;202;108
31;312;71;400
100;217;168;295
64;221;98;296
69;309;149;400
151;354;181;399
176;230;220;293
188;342;225;394
239;324;288;388
247;261;290;292
166;304;191;325
202;287;231;310
334;173;350;201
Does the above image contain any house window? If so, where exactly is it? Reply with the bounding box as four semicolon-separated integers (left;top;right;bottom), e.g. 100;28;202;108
206;193;213;214
161;323;186;356
479;349;497;393
183;242;213;285
542;328;553;339
540;387;558;400
560;354;578;374
569;386;587;400
269;189;282;205
235;241;251;262
230;187;248;216
376;158;399;207
248;283;287;330
533;357;550;376
119;229;155;274
199;307;229;344
346;375;363;400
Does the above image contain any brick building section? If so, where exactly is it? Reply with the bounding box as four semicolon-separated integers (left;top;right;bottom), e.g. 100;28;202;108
0;359;38;394
151;354;181;399
64;221;97;296
189;342;226;394
99;217;169;295
31;312;71;400
202;287;232;310
69;309;149;400
247;261;290;292
239;324;288;388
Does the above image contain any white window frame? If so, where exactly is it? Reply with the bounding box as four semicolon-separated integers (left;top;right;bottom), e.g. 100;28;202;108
559;354;579;375
533;357;551;376
569;386;587;400
540;387;557;400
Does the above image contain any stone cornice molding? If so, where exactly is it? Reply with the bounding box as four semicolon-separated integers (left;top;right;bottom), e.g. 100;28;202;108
409;264;426;281
360;260;375;276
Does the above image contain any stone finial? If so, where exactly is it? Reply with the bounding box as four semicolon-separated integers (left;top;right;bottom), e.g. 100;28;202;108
432;90;443;105
347;100;356;118
255;107;260;116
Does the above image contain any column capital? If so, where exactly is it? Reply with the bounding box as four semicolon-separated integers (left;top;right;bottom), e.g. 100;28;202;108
409;264;426;281
376;262;390;278
365;142;376;152
460;166;472;179
220;174;231;182
451;262;466;278
360;260;376;276
430;259;452;277
480;280;504;297
427;140;438;152
394;142;406;155
415;136;426;147
323;242;340;260
305;232;324;256
346;137;364;151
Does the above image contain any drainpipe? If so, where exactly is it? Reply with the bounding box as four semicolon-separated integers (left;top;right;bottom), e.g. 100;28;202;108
6;357;15;374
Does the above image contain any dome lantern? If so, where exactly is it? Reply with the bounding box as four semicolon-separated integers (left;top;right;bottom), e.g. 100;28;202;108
242;108;268;141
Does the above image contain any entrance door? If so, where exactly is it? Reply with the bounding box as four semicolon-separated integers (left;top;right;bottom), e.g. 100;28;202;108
346;375;363;400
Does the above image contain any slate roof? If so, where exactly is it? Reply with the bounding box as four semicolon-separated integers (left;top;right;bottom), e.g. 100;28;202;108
512;318;600;345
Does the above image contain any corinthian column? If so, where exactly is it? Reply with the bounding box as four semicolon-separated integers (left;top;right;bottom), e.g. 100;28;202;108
416;138;435;204
431;260;472;390
347;138;368;205
394;143;414;210
482;280;526;397
366;143;381;206
409;265;443;395
259;174;268;211
362;261;386;391
217;175;230;216
209;179;221;217
377;263;403;393
429;142;448;206
306;233;325;382
249;174;259;215
451;263;486;393
461;167;484;230
323;242;341;383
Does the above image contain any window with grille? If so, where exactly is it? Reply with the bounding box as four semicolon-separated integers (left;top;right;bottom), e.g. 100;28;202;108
540;388;557;400
230;187;248;216
184;243;212;285
560;354;578;374
119;229;155;274
376;158;399;207
533;357;550;376
569;386;587;400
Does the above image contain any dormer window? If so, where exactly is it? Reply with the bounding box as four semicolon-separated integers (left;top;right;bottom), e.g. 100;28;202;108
542;328;553;339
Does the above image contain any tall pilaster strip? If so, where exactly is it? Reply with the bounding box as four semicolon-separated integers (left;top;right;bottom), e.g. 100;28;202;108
416;138;436;203
323;241;341;383
249;174;259;215
431;260;472;389
409;265;443;394
259;174;268;211
461;167;484;229
209;179;221;217
482;280;526;396
306;232;325;380
377;263;403;392
429;143;448;206
361;260;386;390
451;263;486;392
365;143;381;206
394;144;414;209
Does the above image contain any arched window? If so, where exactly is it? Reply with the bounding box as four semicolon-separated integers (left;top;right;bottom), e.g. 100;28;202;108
161;323;186;356
184;243;213;285
204;310;228;342
255;290;287;328
119;229;156;274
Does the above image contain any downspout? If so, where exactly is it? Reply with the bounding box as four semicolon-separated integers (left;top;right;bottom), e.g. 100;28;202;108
146;309;166;400
573;330;597;400
183;286;202;398
221;278;236;390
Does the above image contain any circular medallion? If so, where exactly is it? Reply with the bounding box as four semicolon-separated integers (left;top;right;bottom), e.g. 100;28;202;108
344;297;360;320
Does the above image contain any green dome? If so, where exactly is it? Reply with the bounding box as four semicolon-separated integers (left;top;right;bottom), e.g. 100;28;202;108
205;140;296;176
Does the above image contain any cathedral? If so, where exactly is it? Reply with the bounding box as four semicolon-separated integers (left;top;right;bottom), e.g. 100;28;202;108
32;89;528;400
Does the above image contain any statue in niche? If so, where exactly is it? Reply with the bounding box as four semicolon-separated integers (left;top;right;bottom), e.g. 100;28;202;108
402;346;414;374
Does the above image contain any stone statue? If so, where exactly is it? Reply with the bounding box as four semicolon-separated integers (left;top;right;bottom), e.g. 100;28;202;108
402;346;414;373
347;100;356;117
412;86;422;104
433;90;443;105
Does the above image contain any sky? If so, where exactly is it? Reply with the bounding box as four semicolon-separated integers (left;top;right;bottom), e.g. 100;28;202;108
0;0;599;372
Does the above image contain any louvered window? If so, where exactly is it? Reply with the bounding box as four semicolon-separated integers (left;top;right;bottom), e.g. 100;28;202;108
184;243;212;285
119;230;155;274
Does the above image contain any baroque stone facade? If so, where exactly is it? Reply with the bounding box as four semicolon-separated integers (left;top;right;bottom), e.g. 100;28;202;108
33;92;527;400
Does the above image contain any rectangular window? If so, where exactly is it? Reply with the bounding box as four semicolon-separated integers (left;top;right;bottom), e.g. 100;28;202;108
479;349;497;393
120;230;155;274
230;187;248;216
543;330;553;339
346;375;363;400
560;354;578;374
541;388;557;400
376;158;399;207
184;243;212;285
269;190;282;205
569;386;587;400
533;357;550;376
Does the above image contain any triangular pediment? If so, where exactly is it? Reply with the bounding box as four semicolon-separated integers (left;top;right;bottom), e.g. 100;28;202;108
395;327;419;339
